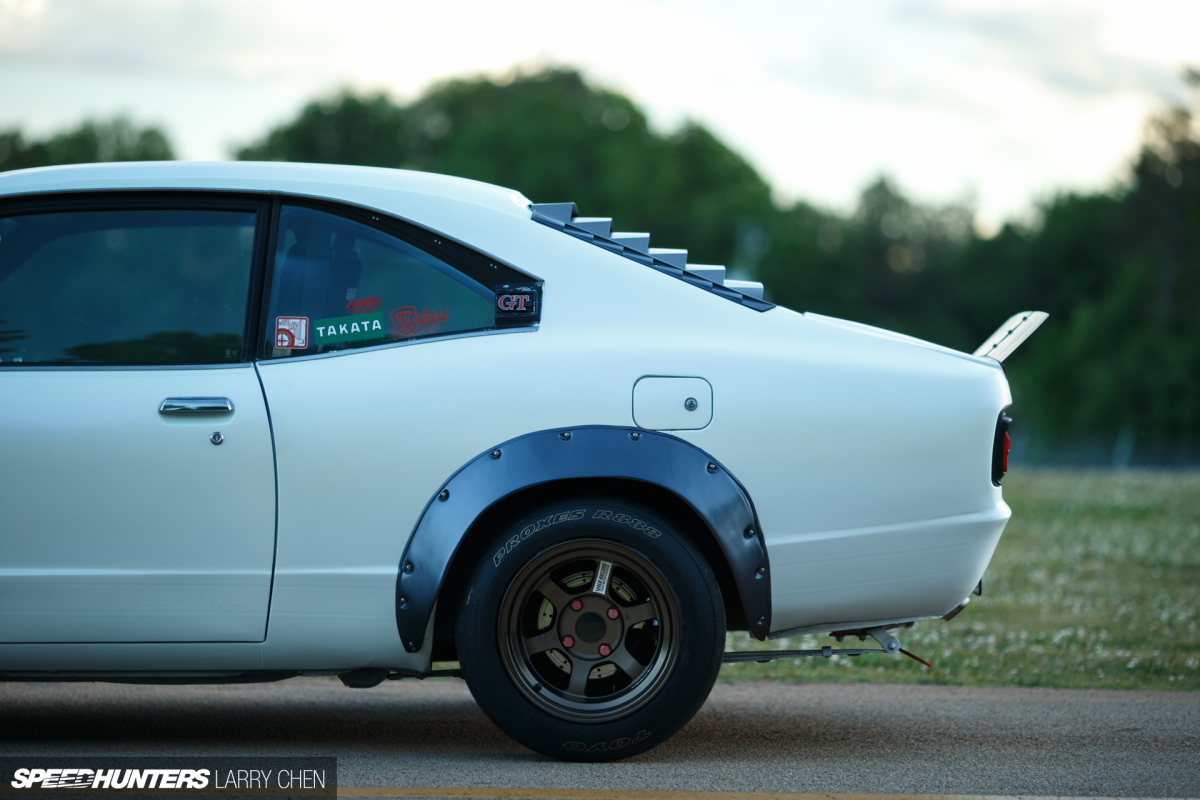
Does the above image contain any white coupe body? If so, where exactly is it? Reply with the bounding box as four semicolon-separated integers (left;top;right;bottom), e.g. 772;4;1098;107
0;162;1027;759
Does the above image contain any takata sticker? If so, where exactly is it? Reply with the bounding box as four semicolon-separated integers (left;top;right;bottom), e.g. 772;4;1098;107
345;296;382;315
312;313;387;345
390;306;448;336
275;317;309;349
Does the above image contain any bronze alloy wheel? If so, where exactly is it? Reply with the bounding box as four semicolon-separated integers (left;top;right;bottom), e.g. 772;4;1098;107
497;539;681;723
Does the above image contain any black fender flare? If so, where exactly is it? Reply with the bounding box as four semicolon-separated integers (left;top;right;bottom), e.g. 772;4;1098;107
394;425;770;653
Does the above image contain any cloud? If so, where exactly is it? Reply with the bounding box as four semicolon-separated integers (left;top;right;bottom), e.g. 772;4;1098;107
0;0;1195;225
900;0;1180;99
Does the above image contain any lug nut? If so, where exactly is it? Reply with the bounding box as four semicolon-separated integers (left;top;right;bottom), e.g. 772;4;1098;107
598;644;612;657
570;599;583;612
607;607;619;620
562;636;575;649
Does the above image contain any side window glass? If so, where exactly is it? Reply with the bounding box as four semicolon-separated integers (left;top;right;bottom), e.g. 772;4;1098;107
266;206;497;357
0;208;256;365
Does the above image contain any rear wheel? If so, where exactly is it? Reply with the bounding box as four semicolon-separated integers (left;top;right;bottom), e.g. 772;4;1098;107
456;498;724;760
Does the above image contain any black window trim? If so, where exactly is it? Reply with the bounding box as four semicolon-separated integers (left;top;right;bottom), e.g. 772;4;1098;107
0;190;272;370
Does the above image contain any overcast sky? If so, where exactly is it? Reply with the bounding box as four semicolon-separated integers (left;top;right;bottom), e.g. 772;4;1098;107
1;0;1196;231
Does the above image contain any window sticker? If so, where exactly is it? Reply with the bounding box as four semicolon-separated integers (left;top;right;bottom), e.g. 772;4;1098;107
390;306;449;337
497;293;532;312
494;284;540;327
275;317;310;349
345;296;382;315
312;314;387;346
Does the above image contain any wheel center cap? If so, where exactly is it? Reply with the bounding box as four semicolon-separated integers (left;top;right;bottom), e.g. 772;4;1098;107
575;612;607;643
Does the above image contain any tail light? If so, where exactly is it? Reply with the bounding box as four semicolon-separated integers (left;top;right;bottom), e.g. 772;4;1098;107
992;413;1012;485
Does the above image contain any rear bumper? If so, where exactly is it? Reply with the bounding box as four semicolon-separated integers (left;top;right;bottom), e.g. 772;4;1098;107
767;501;1011;637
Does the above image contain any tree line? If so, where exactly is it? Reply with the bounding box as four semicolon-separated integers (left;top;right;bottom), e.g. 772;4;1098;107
3;68;1197;442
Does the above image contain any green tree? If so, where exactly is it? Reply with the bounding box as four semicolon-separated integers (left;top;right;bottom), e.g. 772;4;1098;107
236;69;774;266
1011;93;1200;438
0;117;174;172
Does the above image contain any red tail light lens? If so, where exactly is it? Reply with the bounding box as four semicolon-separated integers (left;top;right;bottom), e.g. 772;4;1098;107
992;413;1012;485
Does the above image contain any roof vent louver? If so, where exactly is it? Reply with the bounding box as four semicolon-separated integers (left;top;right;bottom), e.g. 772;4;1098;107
650;248;688;269
684;264;726;283
724;279;765;300
530;202;578;225
570;217;613;237
529;203;773;311
611;232;650;253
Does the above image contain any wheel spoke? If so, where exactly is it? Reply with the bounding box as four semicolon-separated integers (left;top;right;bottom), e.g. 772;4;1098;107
610;646;648;682
623;601;657;626
536;577;572;610
566;656;591;695
524;629;561;655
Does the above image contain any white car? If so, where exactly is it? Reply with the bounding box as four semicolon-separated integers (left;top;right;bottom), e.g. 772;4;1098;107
0;162;1044;760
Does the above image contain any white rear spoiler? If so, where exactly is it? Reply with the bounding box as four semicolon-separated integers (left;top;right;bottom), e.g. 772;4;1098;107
973;311;1048;362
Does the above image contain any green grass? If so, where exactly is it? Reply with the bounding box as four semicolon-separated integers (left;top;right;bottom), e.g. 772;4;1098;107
721;469;1200;690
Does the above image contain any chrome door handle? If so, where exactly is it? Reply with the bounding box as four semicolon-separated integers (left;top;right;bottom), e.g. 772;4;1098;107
159;397;234;415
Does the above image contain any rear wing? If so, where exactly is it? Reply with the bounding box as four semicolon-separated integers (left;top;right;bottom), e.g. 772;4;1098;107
974;311;1048;362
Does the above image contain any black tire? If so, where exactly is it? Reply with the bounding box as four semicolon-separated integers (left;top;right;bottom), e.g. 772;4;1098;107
456;497;724;761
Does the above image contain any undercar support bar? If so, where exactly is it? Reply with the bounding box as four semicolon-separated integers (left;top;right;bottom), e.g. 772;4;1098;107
722;626;932;667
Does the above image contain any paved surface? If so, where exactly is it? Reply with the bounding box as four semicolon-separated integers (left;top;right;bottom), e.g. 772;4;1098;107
0;679;1196;797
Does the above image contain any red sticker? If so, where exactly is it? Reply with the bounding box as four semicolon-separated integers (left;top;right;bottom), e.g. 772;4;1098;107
390;306;449;336
275;316;309;349
346;296;382;315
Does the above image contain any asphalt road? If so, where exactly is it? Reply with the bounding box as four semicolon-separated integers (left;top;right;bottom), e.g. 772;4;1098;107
1;678;1197;798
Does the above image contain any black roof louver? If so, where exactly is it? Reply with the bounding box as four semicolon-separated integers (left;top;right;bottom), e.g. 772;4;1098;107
529;203;773;312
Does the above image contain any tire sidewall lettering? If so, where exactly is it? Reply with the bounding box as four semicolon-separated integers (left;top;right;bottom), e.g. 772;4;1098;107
590;509;661;537
493;507;660;568
562;730;648;752
493;508;586;567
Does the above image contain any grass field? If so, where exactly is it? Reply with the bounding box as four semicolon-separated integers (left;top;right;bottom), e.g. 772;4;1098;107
720;469;1200;690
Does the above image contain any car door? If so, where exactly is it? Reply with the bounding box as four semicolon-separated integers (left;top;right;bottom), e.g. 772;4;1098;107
253;202;541;658
0;195;277;643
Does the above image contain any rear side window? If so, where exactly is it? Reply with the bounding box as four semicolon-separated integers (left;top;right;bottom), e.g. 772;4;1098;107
0;208;257;365
264;205;515;357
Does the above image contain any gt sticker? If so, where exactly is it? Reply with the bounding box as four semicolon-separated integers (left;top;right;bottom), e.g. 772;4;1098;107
591;560;612;595
494;284;540;327
275;316;309;349
312;313;387;345
493;508;586;567
391;306;449;336
497;293;532;312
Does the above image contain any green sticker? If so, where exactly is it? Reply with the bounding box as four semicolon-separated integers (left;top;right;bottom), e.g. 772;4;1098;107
312;313;387;345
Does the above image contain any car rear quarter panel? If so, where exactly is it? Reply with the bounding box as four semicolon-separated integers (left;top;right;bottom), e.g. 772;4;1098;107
387;210;1014;638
